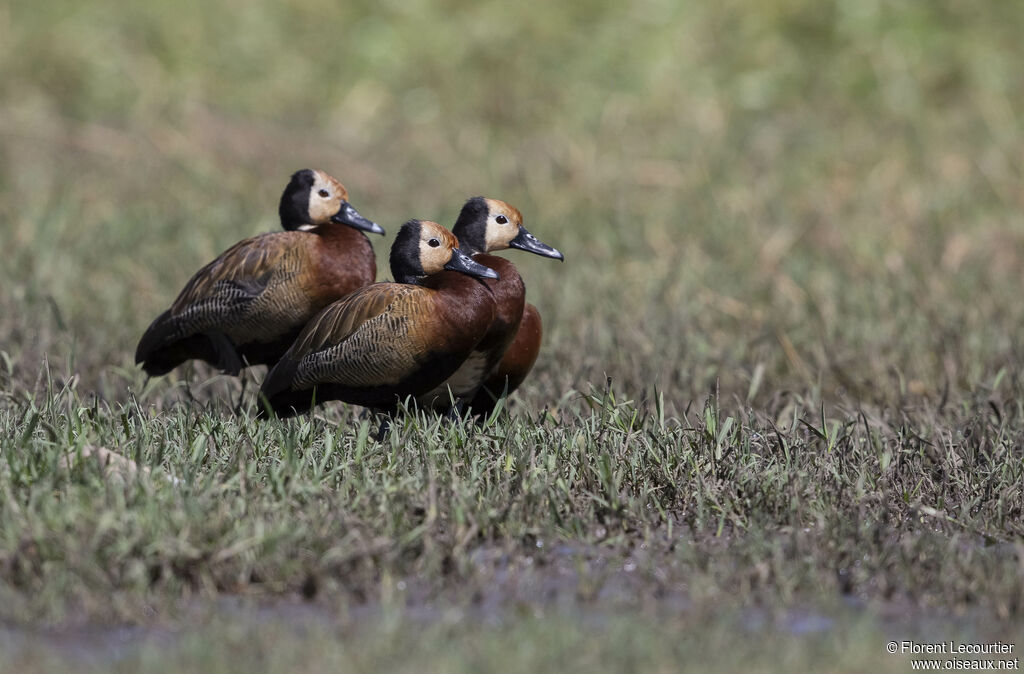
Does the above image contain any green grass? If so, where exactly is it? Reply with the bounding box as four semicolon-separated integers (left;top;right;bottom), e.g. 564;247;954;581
3;380;1024;612
3;0;1024;670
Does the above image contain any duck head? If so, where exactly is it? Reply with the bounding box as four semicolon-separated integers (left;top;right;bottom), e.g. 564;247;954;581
278;169;384;235
451;197;563;260
390;220;499;285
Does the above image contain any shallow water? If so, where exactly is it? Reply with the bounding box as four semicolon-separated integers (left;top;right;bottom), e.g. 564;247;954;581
1;543;1020;670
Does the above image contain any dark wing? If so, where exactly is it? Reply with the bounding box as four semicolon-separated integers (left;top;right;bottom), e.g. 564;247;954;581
262;283;436;397
286;283;414;358
141;233;307;349
136;232;308;372
170;233;301;316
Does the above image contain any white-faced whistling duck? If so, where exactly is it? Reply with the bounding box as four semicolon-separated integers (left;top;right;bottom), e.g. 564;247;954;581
416;197;563;416
135;169;383;377
257;219;499;419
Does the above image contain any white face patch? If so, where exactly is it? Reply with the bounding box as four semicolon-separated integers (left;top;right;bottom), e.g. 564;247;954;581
306;171;347;225
417;222;458;275
483;198;521;252
418;237;452;274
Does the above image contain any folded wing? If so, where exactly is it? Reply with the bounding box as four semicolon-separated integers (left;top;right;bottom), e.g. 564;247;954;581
135;234;309;373
262;283;437;401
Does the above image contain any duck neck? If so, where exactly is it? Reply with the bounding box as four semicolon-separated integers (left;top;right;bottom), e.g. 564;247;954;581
450;226;486;257
422;270;489;297
451;198;488;255
280;213;312;231
319;225;374;270
391;257;426;285
395;271;426;285
423;272;495;338
318;223;369;245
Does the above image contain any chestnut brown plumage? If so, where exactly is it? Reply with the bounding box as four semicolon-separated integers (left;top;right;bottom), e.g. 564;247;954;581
135;170;383;376
469;301;543;417
415;197;563;415
258;220;499;419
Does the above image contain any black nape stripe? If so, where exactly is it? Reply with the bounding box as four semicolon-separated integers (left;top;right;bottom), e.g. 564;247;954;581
279;169;316;231
390;220;427;284
451;197;489;255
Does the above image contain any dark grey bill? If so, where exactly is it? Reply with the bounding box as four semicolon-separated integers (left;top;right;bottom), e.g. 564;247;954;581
331;201;385;235
445;249;500;280
509;226;564;260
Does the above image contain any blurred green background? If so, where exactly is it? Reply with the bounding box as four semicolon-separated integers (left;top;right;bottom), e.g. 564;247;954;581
2;0;1023;411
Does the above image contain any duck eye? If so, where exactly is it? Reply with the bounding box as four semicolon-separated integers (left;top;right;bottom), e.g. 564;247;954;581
318;189;330;198
495;214;508;225
427;238;441;248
